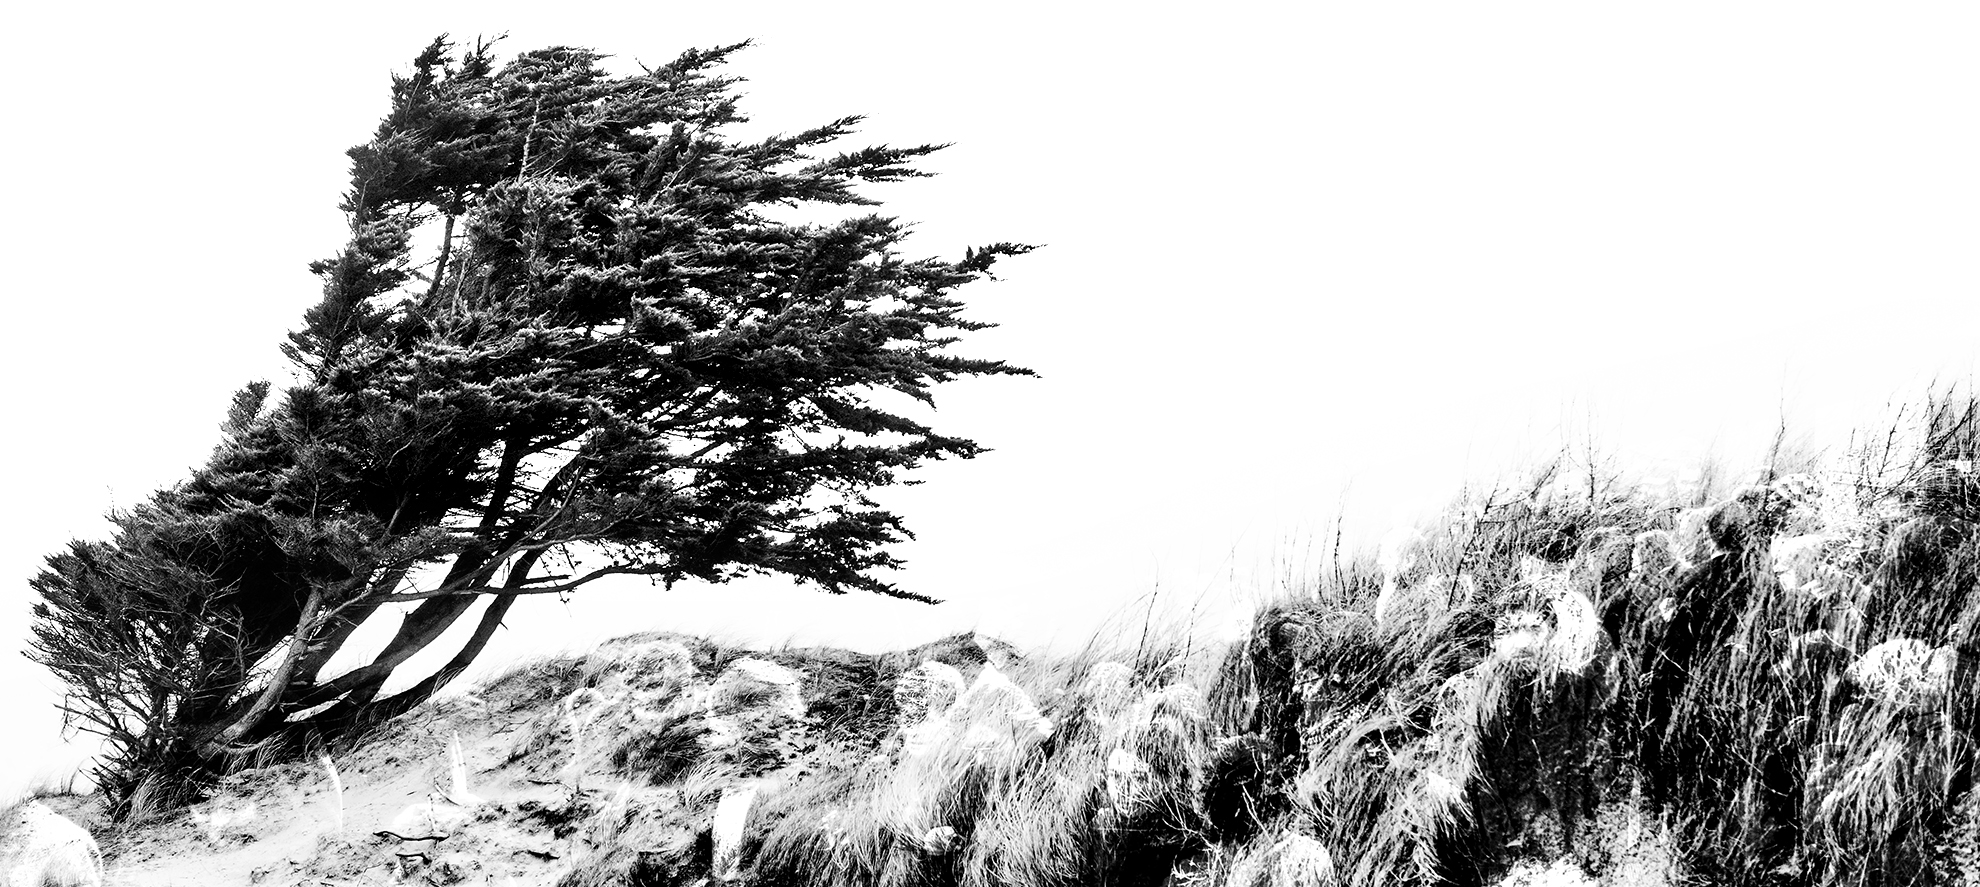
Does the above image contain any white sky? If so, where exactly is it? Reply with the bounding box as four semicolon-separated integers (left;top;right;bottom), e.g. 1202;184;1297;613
4;2;1979;793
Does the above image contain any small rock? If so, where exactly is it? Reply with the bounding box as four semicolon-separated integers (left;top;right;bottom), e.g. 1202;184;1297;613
1227;833;1334;887
1770;534;1832;596
921;825;960;856
0;801;103;887
1848;638;1953;708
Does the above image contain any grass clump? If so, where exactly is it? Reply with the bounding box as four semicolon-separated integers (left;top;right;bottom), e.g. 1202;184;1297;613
311;392;1980;887
1184;393;1980;887
739;626;1227;887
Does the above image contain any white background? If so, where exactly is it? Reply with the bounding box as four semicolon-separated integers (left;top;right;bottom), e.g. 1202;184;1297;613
3;1;1978;794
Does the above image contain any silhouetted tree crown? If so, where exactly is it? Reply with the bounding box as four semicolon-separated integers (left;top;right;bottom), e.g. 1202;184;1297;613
28;36;1030;811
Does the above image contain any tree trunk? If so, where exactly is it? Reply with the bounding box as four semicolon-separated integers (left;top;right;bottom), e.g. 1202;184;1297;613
289;563;409;694
425;212;456;301
290;599;382;691
294;551;541;736
316;595;518;734
286;592;479;710
192;587;327;758
288;441;528;709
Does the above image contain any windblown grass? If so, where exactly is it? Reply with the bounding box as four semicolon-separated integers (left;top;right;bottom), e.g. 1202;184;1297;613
1188;393;1980;887
739;621;1227;887
347;392;1980;886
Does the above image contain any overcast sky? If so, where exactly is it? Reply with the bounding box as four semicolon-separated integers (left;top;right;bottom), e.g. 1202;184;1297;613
4;2;1978;792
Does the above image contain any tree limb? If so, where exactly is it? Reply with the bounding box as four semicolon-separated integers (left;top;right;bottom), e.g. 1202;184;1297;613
375;562;669;602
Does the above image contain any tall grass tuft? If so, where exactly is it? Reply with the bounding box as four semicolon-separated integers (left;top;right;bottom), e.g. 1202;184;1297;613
436;393;1980;886
1190;392;1980;886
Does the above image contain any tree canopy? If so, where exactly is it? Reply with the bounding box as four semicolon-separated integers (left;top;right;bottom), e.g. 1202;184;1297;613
28;36;1030;810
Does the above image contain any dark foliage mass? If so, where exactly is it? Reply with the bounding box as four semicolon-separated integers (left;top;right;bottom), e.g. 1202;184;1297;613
27;35;1029;813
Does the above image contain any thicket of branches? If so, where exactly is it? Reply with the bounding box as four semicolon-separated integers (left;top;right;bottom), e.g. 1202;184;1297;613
28;36;1029;812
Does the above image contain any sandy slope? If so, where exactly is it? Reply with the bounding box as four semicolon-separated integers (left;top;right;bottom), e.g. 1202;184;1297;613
59;631;973;886
90;688;578;886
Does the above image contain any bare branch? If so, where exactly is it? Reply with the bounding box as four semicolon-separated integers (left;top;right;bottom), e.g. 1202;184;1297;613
374;563;668;603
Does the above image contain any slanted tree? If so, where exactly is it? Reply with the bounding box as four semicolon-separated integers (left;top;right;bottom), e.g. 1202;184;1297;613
29;36;1031;812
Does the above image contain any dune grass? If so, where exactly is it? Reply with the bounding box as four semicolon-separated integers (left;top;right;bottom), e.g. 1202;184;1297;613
125;392;1980;887
542;397;1980;886
1167;394;1980;887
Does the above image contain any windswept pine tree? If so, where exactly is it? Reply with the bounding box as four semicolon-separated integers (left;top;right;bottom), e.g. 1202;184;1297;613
28;36;1031;811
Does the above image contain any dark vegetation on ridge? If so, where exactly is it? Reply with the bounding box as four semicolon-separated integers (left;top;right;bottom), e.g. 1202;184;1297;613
73;395;1980;887
710;396;1980;887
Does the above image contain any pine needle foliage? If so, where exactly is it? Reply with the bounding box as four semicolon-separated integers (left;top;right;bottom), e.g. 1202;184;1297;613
28;35;1030;814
